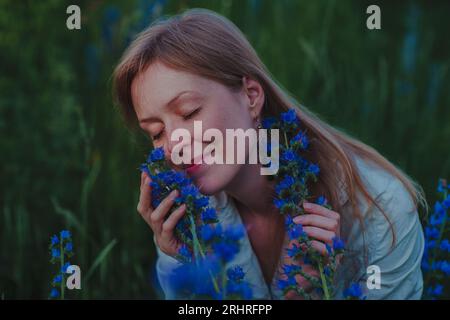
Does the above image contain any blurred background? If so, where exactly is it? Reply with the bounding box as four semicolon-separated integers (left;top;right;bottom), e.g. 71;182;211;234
0;0;449;299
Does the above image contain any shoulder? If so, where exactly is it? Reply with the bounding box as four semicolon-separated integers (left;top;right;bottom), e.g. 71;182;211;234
340;154;424;261
351;155;419;229
338;155;425;299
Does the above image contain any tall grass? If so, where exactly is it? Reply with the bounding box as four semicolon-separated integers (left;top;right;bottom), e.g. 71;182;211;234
0;0;449;298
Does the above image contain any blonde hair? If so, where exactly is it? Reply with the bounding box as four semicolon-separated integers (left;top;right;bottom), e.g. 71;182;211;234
113;8;427;250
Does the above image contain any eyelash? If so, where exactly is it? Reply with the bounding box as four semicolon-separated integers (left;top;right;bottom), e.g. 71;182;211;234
152;108;201;140
152;132;163;140
183;108;200;120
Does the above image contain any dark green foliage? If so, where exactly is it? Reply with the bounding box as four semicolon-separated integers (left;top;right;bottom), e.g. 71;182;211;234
0;0;449;299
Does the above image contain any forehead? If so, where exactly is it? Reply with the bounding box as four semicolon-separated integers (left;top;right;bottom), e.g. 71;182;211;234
131;62;213;115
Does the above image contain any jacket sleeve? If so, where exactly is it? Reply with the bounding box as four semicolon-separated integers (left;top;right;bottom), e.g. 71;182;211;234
153;236;186;299
362;178;425;299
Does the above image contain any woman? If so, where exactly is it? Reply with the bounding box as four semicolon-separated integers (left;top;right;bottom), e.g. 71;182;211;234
113;9;426;299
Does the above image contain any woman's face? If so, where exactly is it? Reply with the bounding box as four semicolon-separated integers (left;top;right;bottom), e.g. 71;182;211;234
131;61;263;195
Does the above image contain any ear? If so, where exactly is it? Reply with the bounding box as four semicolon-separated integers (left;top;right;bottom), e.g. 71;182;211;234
242;76;265;121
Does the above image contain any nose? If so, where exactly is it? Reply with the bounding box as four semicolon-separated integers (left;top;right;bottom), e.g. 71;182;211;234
163;127;190;166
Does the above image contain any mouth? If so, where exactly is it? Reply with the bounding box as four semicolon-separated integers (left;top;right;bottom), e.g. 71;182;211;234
183;156;204;175
185;163;202;175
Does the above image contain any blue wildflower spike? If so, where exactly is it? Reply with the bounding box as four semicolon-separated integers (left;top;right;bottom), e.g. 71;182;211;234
343;283;366;300
141;148;253;299
49;229;75;299
261;111;347;300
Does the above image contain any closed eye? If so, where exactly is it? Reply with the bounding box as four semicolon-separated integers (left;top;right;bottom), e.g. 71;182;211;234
152;131;163;140
183;108;201;120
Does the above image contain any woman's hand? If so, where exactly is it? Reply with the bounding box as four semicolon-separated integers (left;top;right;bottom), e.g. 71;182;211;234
279;200;341;299
137;171;187;257
294;200;341;255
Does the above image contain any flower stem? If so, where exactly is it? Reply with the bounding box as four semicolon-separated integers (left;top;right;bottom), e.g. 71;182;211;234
283;131;289;148
188;214;221;295
318;262;330;300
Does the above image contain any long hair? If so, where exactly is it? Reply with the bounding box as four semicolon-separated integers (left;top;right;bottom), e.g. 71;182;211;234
113;8;427;251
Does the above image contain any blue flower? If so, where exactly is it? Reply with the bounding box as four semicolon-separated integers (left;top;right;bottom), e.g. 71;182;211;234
199;224;215;242
308;163;320;176
181;185;200;198
274;198;287;209
226;280;253;299
281;150;296;162
280;109;298;124
429;212;445;226
170;256;221;298
213;242;239;263
149;147;165;162
53;274;62;284
281;175;295;188
421;259;430;272
178;245;191;260
434;201;446;215
60;230;71;239
428;284;443;297
287;243;302;258
262;117;277;129
284;214;294;228
332;237;345;251
440;261;450;275
201;208;217;222
316;196;328;206
139;163;150;176
437;180;446;193
61;262;71;273
343;283;365;299
288;224;304;240
65;242;73;252
194;196;209;209
282;264;302;276
443;195;450;209
325;243;332;255
224;225;245;241
291;131;309;149
440;240;450;252
227;266;245;282
51;235;59;245
425;227;440;239
426;240;437;250
50;288;59;298
51;248;60;258
277;275;297;291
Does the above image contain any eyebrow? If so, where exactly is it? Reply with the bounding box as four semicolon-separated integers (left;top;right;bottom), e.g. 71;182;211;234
139;90;199;124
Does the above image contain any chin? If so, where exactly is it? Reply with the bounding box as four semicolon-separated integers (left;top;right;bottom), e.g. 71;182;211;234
192;165;238;196
193;175;224;196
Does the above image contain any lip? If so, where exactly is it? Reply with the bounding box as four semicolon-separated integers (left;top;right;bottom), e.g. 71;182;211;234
184;156;203;175
185;163;202;175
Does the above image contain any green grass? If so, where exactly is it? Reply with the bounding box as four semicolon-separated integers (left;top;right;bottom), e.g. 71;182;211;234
0;0;449;299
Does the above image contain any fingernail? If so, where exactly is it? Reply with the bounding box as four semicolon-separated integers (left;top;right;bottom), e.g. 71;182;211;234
303;202;311;209
171;190;178;199
293;216;303;224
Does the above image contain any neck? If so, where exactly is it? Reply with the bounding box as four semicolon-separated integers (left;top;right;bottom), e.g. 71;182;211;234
224;163;277;215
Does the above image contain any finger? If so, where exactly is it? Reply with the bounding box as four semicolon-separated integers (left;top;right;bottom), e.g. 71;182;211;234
161;204;186;240
140;171;146;187
303;226;334;244
137;176;153;219
149;189;179;229
293;214;338;232
303;201;339;220
310;240;328;256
